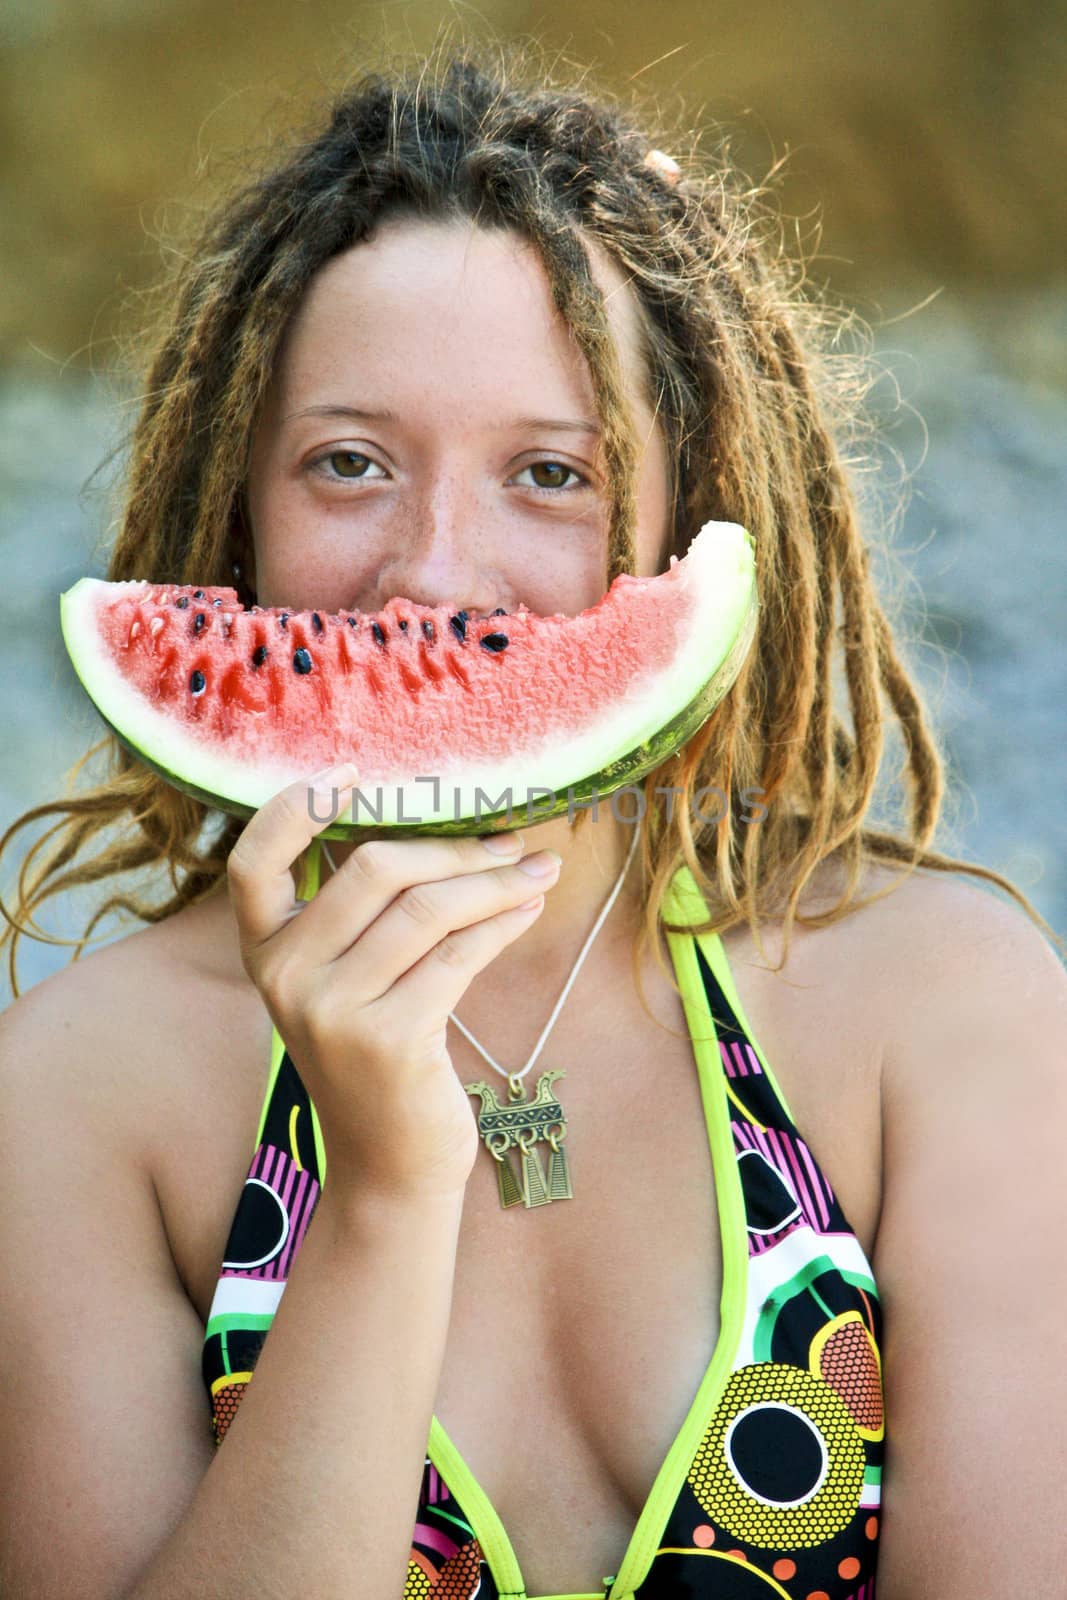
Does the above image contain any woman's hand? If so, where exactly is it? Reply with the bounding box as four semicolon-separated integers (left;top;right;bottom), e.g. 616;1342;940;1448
226;763;561;1203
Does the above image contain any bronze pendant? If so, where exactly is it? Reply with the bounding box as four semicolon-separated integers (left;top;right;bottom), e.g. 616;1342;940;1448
464;1068;572;1209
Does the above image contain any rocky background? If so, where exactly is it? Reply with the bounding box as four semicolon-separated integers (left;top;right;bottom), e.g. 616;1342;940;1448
2;0;1064;998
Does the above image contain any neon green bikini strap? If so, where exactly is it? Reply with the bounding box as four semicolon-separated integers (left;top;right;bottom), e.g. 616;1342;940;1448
251;835;325;1157
296;834;324;900
664;862;800;1127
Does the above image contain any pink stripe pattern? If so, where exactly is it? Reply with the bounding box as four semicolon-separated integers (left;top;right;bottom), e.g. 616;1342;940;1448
412;1521;463;1561
220;1141;321;1282
720;1038;763;1078
732;1118;836;1254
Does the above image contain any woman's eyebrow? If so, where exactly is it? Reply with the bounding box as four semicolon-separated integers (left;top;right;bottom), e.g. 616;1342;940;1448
283;400;399;425
282;403;601;436
507;415;601;436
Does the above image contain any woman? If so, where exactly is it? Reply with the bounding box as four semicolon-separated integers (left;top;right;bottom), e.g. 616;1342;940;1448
2;47;1065;1600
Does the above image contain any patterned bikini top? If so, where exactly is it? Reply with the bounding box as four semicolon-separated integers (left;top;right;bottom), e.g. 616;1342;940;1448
202;847;884;1600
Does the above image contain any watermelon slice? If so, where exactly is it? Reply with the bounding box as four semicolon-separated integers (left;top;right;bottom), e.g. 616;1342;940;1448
59;519;757;835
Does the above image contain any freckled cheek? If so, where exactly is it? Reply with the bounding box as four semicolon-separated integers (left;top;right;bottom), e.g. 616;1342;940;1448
256;529;384;610
258;470;396;571
523;543;610;616
520;551;611;616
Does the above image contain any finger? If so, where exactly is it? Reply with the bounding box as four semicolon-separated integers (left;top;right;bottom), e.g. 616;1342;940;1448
226;763;360;950
326;852;561;1005
262;830;528;974
371;893;549;1036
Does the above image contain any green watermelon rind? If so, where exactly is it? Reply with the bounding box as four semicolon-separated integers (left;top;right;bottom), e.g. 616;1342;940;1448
69;585;757;838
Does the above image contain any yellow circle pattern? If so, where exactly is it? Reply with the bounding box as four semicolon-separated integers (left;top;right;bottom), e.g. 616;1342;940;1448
405;1560;432;1598
688;1363;865;1550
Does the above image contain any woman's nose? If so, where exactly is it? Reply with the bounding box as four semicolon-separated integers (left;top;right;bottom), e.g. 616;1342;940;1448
374;482;498;613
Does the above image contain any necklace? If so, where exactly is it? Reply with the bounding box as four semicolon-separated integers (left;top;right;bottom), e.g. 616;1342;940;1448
319;824;642;1209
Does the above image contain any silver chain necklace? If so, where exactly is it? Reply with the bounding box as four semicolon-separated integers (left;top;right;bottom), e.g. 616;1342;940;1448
319;824;641;1208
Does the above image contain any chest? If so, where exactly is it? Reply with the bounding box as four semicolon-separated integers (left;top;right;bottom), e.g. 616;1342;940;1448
160;918;883;1598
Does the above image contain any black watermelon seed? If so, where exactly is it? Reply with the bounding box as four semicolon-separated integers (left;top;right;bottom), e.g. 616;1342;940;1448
293;648;313;674
189;669;206;695
398;619;408;632
193;612;206;633
458;609;469;621
212;597;222;607
480;633;509;653
346;616;358;628
492;607;507;616
449;614;467;641
421;619;435;643
279;612;289;628
175;596;190;609
252;644;269;667
312;612;323;633
371;622;386;646
193;589;204;600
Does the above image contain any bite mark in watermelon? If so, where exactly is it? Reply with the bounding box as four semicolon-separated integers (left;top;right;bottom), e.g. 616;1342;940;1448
59;520;757;835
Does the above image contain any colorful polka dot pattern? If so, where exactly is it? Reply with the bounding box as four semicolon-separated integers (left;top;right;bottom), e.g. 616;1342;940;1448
688;1365;866;1549
815;1316;884;1436
406;1562;433;1598
208;1377;248;1446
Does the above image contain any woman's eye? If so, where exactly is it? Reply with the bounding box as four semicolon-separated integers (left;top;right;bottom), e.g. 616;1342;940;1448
312;450;386;480
515;460;587;493
309;451;587;492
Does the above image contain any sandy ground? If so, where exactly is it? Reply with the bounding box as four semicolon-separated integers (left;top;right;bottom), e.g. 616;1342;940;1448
1;296;1064;999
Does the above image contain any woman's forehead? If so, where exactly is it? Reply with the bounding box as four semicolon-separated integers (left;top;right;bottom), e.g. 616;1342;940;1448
264;216;652;427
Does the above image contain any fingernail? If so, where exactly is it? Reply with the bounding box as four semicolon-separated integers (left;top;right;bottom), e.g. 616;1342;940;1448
309;761;358;790
518;850;562;877
483;831;524;855
309;764;358;810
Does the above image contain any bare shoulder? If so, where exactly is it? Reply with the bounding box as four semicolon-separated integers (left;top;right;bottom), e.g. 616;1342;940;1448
856;870;1067;1595
0;883;270;1313
836;861;1066;1097
830;853;1058;956
863;857;1067;1232
767;852;1059;1024
1;881;261;1156
717;854;1029;1103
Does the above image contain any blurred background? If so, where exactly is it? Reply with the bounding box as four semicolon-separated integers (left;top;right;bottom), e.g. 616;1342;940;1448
2;0;1065;997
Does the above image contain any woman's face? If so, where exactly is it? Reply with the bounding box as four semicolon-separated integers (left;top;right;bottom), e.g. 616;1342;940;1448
245;216;672;618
